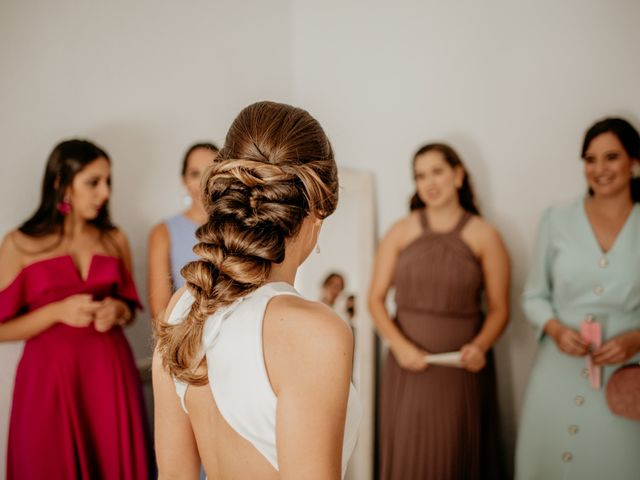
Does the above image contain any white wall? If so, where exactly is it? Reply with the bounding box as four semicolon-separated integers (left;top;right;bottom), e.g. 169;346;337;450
290;0;640;471
2;0;640;477
0;0;292;474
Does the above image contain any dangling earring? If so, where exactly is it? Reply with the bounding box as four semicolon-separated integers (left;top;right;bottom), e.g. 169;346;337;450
632;163;640;179
57;196;72;215
183;194;193;207
316;243;321;254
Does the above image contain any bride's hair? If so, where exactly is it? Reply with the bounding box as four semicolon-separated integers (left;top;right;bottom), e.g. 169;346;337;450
156;101;338;385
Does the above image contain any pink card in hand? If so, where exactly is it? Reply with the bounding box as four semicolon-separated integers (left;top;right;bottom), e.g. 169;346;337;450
580;319;602;390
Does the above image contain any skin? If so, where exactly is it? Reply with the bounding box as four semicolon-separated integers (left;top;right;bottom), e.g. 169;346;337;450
147;147;218;323
0;157;134;342
368;150;511;373
543;132;640;364
321;275;345;307
153;215;354;480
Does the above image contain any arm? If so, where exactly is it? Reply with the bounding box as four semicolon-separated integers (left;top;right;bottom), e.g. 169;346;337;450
148;223;173;324
0;304;62;342
460;224;510;371
0;232;98;341
522;209;587;355
367;221;428;371
153;289;200;480
265;299;353;480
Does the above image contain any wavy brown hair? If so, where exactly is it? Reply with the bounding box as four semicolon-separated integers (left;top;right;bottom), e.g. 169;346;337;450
156;101;339;385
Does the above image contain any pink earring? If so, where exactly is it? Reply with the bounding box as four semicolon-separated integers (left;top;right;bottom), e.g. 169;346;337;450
57;196;72;215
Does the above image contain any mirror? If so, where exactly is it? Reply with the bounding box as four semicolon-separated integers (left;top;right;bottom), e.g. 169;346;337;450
294;168;376;480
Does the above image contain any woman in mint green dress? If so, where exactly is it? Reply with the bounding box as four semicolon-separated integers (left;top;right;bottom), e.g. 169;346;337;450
516;117;640;480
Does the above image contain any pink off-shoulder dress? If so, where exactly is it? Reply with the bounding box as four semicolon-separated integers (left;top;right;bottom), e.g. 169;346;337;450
0;254;152;480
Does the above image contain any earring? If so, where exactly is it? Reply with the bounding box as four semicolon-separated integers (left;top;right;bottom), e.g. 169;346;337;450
632;163;640;179
57;196;72;215
316;243;321;254
183;194;193;207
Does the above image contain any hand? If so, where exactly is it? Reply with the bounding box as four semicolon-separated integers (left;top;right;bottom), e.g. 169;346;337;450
460;344;486;372
94;298;131;333
56;294;102;328
592;331;640;365
390;340;429;372
545;319;589;357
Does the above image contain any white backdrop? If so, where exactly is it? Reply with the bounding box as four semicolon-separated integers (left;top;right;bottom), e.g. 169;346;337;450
1;0;640;477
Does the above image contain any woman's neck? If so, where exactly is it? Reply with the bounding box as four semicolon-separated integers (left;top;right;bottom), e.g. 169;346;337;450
426;200;465;226
184;204;208;225
267;258;298;286
62;214;91;238
587;189;634;218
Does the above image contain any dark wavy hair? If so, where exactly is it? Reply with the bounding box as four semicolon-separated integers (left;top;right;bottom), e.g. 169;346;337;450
409;143;480;215
19;139;115;239
581;117;640;202
181;142;219;176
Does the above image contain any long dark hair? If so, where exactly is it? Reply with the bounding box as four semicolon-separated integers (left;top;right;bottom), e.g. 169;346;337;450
581;117;640;202
19;139;116;237
181;142;219;176
409;143;480;215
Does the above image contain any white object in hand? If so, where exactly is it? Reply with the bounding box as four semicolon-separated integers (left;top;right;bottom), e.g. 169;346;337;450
424;351;463;367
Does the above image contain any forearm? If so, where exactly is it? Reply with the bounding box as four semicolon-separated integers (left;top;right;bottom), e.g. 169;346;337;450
0;303;59;342
368;296;410;349
470;307;509;352
542;317;564;337
149;282;171;324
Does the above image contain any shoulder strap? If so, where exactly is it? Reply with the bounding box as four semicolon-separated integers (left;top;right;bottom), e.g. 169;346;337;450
418;209;430;232
452;211;473;234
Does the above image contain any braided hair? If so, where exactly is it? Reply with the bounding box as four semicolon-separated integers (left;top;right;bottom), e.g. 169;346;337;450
156;101;339;385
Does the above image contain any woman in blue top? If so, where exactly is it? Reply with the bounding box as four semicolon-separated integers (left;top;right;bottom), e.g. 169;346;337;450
516;118;640;479
147;143;218;324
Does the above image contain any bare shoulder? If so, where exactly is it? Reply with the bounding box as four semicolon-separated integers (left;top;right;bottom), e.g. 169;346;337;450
383;211;422;250
465;216;503;243
462;216;509;261
149;222;169;244
103;227;134;269
266;295;352;349
264;295;353;392
0;230;26;288
105;227;130;250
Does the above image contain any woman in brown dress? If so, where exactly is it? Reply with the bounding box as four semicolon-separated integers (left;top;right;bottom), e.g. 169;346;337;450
368;143;510;479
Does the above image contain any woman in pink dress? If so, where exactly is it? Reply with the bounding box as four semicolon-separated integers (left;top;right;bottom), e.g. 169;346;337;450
0;140;152;479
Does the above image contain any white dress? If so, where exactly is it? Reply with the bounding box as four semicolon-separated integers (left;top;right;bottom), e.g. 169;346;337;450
168;281;362;478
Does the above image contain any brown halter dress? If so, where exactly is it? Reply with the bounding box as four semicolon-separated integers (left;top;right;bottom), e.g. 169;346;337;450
379;210;503;480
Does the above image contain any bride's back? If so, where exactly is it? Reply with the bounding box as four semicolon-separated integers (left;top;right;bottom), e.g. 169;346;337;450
154;101;359;480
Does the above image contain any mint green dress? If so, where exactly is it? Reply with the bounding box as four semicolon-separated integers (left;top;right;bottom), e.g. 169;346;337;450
516;199;640;480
